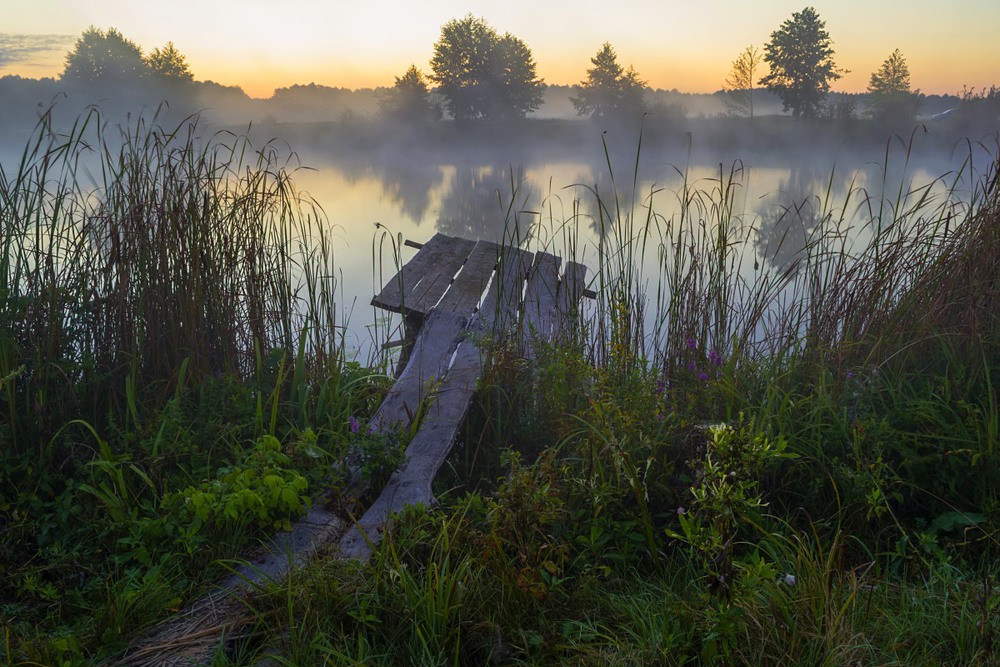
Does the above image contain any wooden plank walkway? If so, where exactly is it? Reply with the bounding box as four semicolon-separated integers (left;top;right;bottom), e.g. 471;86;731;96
113;233;590;665
339;234;589;560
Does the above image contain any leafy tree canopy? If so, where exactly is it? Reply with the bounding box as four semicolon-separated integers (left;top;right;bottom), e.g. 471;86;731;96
429;15;543;121
571;42;647;121
379;65;440;123
868;49;911;96
760;7;842;118
866;49;919;124
61;27;146;83
145;42;194;82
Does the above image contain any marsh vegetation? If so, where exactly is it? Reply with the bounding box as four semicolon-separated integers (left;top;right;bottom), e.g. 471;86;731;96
2;10;1000;665
0;100;998;665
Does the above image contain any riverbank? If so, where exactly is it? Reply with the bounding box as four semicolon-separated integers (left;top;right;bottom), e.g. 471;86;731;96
2;109;999;665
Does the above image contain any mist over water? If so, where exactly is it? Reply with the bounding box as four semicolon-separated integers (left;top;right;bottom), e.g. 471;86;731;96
264;119;992;357
0;88;995;360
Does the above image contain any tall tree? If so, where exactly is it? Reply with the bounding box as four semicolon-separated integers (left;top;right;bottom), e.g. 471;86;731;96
429;15;543;121
571;42;647;121
61;26;147;83
145;42;194;81
722;45;762;119
379;64;440;122
866;49;919;124
760;7;842;118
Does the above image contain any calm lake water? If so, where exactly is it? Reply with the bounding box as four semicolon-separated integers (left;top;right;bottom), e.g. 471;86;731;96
281;129;985;360
3;115;989;362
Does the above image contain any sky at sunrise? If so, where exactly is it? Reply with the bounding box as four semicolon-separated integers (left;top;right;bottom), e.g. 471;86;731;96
2;0;997;99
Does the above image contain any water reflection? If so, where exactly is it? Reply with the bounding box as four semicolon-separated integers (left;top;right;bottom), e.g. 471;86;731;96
376;162;441;225
753;167;831;275
436;164;539;240
283;137;982;359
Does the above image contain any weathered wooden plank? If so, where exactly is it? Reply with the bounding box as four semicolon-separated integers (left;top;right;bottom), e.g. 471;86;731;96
479;245;533;335
340;245;532;561
558;261;589;316
369;241;499;432
338;358;480;561
370;309;469;432
521;252;562;355
555;261;588;333
436;241;499;312
371;233;477;316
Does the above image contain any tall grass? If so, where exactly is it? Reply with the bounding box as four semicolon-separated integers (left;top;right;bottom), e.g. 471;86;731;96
0;105;344;454
127;127;1000;665
4;105;999;662
0;107;367;662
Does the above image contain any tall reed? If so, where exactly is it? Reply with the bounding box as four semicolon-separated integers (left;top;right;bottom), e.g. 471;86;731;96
559;131;997;392
0;105;344;465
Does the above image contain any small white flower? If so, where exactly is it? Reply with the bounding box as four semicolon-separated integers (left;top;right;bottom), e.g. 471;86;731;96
781;573;797;586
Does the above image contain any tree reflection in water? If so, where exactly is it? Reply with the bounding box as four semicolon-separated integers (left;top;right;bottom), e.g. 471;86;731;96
376;161;442;225
436;164;539;241
753;167;856;275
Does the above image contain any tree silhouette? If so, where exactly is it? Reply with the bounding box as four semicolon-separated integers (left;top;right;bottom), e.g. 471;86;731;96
722;45;762;119
571;43;647;121
760;7;842;118
379;65;440;123
490;34;544;121
429;15;543;121
866;49;919;125
61;27;147;83
145;42;194;82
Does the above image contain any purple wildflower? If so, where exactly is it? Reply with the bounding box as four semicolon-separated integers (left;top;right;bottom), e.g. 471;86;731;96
847;370;855;380
655;379;666;394
686;337;698;350
348;415;360;433
698;371;709;382
687;361;697;372
709;348;724;366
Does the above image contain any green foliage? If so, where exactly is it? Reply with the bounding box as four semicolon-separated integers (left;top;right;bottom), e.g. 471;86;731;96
667;418;792;600
344;422;407;492
378;64;440;123
866;48;919;124
144;41;194;81
760;7;842;118
957;85;1000;127
4;107;1000;664
61;26;146;83
58;27;195;91
162;434;310;535
571;43;647;121
429;14;544;121
0;106;384;663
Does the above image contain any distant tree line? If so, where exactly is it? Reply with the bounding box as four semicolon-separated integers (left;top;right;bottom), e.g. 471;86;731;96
721;6;931;127
3;13;997;131
388;7;981;128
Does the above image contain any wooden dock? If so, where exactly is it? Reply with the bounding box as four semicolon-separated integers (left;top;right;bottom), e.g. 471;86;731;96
113;233;589;666
338;233;589;559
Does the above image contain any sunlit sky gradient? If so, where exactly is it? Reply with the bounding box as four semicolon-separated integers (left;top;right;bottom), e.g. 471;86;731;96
3;0;998;99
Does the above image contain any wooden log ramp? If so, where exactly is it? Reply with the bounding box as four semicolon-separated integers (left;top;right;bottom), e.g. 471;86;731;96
112;233;590;666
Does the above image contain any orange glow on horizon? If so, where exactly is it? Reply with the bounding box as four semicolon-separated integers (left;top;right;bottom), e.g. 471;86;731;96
3;45;995;101
3;0;998;101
